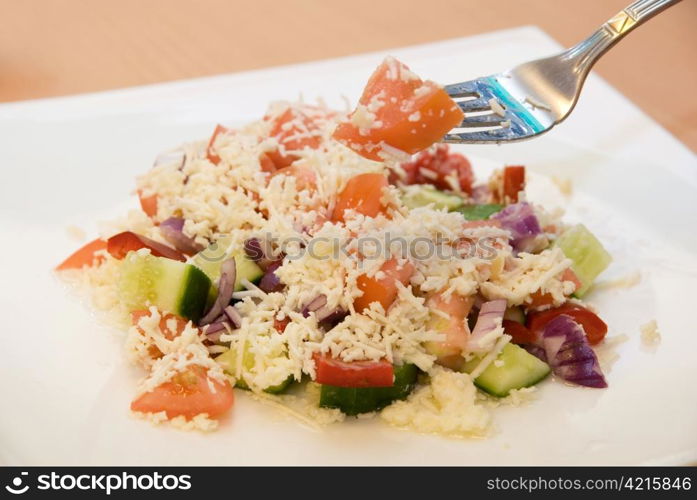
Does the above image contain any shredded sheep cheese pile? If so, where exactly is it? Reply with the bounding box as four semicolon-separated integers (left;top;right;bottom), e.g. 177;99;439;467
61;100;581;433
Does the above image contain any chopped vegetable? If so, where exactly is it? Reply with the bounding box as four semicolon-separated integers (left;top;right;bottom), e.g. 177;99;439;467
542;315;607;388
331;173;389;223
266;107;322;168
319;363;418;415
159;217;203;255
314;353;394;388
354;258;414;312
527;303;608;345
130;366;234;419
553;224;612;296
107;231;185;262
216;345;293;394
424;292;474;364
138;191;158;218
492;202;544;253
461;343;550;397
206;124;231;165
119;252;211;322
199;258;236;326
332;57;463;161
55;238;107;270
502;165;525;203
454;203;503;221
396;145;474;194
401;185;464;211
503;319;536;345
192;235;264;291
469;299;507;353
258;260;284;293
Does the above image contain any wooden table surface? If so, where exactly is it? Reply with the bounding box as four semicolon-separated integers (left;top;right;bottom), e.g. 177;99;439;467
1;0;695;151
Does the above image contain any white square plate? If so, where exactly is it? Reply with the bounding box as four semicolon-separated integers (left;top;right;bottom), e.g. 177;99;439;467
1;27;696;465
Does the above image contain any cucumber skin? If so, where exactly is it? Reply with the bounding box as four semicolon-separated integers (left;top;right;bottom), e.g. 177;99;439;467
463;343;550;397
454;204;504;221
319;364;418;416
177;265;212;323
119;253;211;323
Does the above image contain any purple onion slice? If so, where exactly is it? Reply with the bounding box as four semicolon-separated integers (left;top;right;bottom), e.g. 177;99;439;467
160;217;204;255
199;258;236;326
302;295;328;318
223;305;242;329
258;260;284;293
468;299;507;352
492;202;544;252
542;314;607;388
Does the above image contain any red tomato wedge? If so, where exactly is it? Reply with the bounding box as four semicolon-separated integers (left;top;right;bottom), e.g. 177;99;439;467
55;238;108;271
131;309;191;359
206;124;231;165
138;191;158;218
527;303;608;345
258;153;277;174
332;57;464;161
332;173;389;223
273;317;290;333
266;107;323;169
424;292;474;360
502;319;536;345
503;165;526;203
313;353;394;388
131;365;234;420
271;162;317;192
106;231;186;262
396;145;474;194
527;269;581;310
354;258;414;313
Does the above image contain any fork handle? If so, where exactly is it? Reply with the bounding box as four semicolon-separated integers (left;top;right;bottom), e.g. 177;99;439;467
564;0;682;72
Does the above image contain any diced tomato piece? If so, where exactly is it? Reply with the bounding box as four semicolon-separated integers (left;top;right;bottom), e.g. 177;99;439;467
332;173;389;223
131;310;191;358
395;145;474;195
271;162;317;192
527;268;582;309
332;57;463;161
259;153;277;174
131;365;234;420
561;268;582;293
206;124;231;165
354;258;414;313
55;238;107;271
527;303;608;345
502;319;536;345
138;191;158;218
424;292;474;361
502;165;526;203
273;317;290;333
313;353;394;388
266;107;323;168
106;231;186;262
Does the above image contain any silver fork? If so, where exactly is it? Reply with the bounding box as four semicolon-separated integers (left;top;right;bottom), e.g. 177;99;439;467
443;0;682;144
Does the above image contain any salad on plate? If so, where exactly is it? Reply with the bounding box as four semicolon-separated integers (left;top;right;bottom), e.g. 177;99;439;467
56;57;613;437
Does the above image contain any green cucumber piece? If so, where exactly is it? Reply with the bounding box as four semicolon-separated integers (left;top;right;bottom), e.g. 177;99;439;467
461;343;550;397
454;203;504;221
401;186;464;211
119;252;211;322
319;364;418;416
216;345;293;394
553;224;612;297
192;235;263;291
504;306;525;324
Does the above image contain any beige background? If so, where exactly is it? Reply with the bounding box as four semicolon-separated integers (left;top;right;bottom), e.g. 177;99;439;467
1;0;695;151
